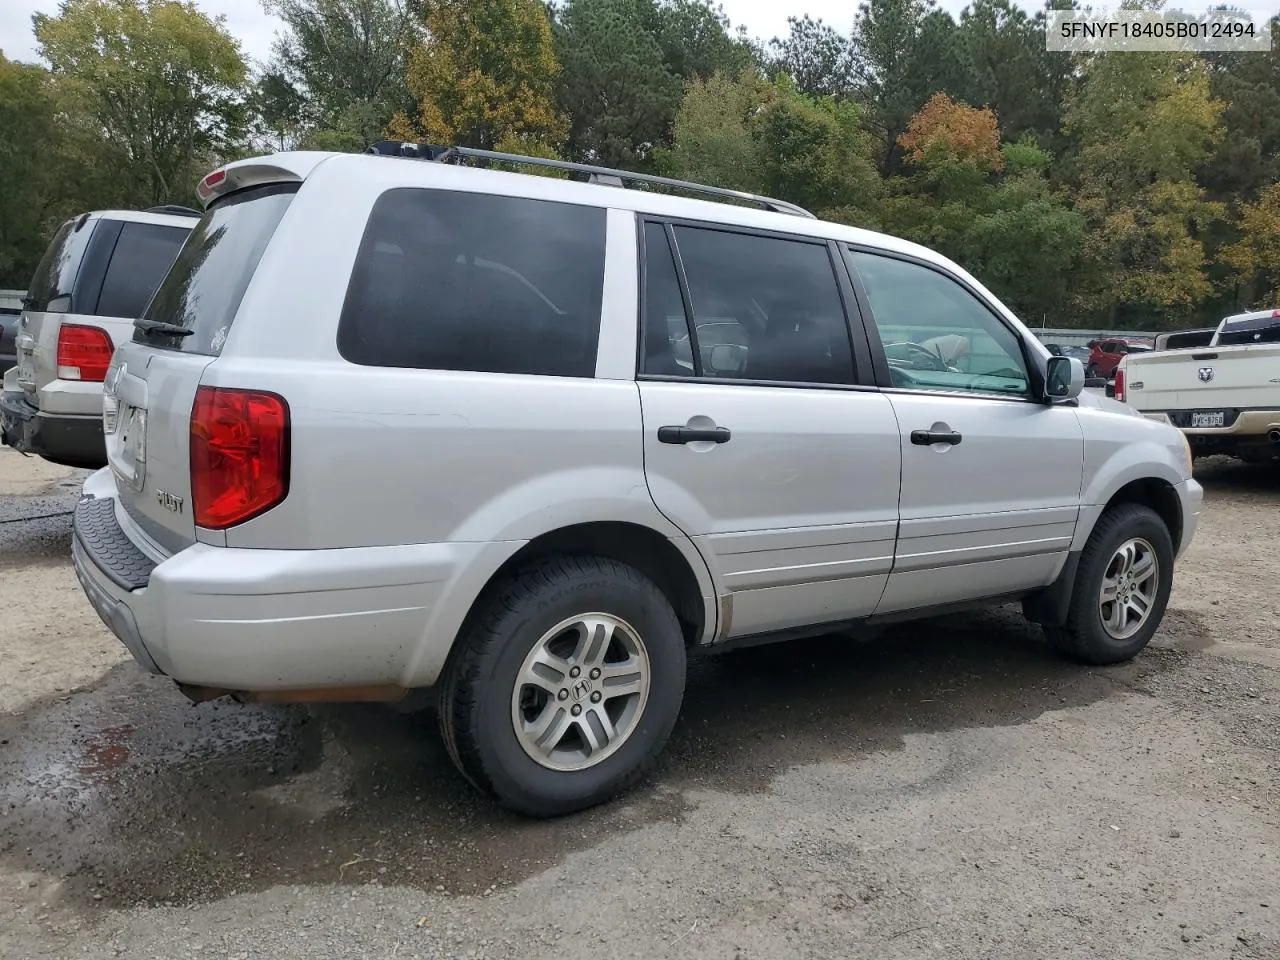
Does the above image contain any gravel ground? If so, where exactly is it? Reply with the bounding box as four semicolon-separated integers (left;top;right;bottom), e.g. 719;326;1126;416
0;446;1277;960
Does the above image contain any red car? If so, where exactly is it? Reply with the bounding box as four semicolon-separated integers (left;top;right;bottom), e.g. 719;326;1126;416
1086;338;1152;379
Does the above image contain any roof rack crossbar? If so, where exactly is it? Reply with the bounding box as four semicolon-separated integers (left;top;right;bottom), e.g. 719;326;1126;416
364;140;816;219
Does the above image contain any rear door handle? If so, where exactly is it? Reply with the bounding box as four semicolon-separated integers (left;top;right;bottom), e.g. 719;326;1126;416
910;429;962;446
658;425;731;444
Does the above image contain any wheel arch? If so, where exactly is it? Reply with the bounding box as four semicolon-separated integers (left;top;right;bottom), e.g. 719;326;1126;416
454;521;715;657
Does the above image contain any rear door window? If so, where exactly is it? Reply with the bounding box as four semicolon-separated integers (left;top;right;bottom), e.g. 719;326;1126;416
25;218;93;312
337;189;606;378
138;183;298;354
95;222;191;319
641;224;855;385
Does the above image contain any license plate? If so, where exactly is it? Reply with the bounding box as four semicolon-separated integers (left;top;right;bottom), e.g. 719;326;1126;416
113;406;147;490
1190;411;1225;428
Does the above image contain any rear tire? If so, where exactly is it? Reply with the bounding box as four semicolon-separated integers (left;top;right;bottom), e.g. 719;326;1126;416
438;555;686;817
1044;504;1174;665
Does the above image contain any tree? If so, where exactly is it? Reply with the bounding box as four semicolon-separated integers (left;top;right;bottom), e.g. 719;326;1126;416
666;72;882;224
899;92;1002;171
958;0;1069;147
768;15;854;98
1063;51;1225;324
553;0;681;165
851;0;945;176
1221;182;1280;306
260;0;413;150
35;0;249;206
648;0;754;81
0;57;73;287
392;0;566;149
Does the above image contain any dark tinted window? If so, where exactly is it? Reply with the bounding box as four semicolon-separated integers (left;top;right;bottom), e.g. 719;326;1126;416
338;189;606;377
1218;315;1280;345
25;218;92;312
658;226;854;385
95;222;190;318
139;184;297;354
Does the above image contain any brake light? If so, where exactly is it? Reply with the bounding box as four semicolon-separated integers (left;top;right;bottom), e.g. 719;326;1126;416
1113;366;1126;403
56;324;113;381
190;386;289;529
196;167;227;201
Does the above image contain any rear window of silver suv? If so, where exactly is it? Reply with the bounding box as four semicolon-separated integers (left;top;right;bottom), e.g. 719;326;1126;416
135;183;298;355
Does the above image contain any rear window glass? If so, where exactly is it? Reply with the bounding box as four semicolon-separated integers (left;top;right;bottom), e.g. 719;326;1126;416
95;222;191;319
337;188;606;377
25;218;92;312
1218;316;1280;345
137;183;298;354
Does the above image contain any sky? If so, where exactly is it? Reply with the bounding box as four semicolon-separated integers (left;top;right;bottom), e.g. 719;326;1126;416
2;0;1275;68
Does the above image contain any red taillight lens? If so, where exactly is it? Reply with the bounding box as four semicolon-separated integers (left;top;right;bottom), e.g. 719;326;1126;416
190;386;290;529
56;324;113;381
1113;367;1126;403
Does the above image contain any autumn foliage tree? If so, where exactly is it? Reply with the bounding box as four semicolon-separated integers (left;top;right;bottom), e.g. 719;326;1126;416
391;0;566;149
898;92;1002;170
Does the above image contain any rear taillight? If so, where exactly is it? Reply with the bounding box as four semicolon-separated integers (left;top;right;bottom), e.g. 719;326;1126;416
190;386;289;529
56;324;113;381
1113;366;1126;403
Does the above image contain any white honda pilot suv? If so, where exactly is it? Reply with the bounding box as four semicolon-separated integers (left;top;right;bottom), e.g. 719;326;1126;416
72;144;1202;817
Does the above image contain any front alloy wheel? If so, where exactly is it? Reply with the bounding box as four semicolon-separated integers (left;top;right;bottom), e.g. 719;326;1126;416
1097;537;1160;641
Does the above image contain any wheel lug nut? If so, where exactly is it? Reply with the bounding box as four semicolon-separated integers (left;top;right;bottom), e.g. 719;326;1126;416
571;704;582;716
569;666;581;678
558;689;569;701
590;691;602;703
589;668;601;680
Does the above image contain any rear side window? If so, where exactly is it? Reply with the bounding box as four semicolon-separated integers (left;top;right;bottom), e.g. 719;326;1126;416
337;189;606;378
95;222;190;319
25;218;92;312
138;183;298;354
643;225;854;385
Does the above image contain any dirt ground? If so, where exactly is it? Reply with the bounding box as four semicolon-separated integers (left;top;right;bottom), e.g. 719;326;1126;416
0;445;1277;960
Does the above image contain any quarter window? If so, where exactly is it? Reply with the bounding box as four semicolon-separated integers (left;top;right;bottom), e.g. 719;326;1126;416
851;251;1030;397
338;189;606;378
642;224;855;385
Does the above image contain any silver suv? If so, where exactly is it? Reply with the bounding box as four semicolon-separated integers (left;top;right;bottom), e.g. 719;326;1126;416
71;146;1203;816
1;206;197;467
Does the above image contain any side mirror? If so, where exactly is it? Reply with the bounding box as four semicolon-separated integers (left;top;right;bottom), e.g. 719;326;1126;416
1105;382;1116;399
1083;377;1107;389
1044;355;1084;401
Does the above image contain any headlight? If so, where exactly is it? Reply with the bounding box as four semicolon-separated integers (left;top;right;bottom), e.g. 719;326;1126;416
1179;431;1193;476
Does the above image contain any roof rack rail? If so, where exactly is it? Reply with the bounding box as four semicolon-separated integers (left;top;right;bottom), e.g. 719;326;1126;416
364;140;816;219
145;204;202;217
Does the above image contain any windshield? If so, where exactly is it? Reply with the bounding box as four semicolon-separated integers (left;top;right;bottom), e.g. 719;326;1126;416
136;183;298;355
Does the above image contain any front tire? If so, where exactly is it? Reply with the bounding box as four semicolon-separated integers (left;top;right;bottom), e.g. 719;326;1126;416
438;555;686;817
1045;504;1175;665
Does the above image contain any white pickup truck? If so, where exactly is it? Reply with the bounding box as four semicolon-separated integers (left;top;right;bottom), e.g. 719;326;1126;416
1116;308;1280;463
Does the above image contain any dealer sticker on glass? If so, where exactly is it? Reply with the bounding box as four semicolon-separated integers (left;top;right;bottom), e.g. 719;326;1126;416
1046;10;1272;52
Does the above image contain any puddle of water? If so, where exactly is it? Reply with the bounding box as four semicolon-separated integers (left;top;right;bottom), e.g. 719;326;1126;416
0;606;1178;911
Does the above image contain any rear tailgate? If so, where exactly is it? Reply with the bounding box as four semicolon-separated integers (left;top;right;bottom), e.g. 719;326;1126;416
1125;344;1280;416
105;174;301;553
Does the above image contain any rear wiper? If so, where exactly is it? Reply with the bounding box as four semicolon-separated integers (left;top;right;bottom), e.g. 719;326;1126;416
133;318;195;337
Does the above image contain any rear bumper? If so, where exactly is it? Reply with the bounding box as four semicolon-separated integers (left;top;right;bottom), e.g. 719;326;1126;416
71;468;496;692
1142;408;1280;439
1;387;106;467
